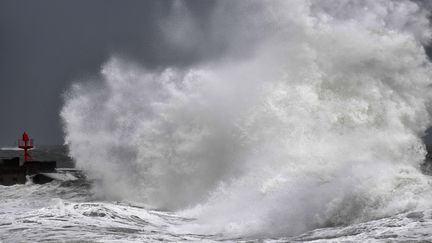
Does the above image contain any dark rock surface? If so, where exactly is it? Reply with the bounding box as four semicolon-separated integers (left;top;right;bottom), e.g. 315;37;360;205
421;145;432;175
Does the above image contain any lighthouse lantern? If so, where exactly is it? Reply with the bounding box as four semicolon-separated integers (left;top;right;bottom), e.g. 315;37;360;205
18;132;34;162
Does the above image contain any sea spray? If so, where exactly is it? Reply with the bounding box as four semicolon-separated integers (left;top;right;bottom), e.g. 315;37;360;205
62;0;432;237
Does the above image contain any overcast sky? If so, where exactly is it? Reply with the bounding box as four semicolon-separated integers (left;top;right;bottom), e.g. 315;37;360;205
1;0;432;145
0;0;218;145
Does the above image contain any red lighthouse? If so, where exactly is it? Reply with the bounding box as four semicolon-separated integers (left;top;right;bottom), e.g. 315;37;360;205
18;132;34;162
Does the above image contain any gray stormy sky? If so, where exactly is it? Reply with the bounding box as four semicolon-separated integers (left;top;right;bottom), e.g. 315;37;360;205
1;0;432;145
0;0;217;145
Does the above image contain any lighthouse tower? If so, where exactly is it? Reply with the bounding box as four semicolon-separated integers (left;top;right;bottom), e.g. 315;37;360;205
18;132;33;163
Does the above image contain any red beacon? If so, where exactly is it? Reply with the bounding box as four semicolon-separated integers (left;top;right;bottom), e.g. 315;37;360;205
18;132;34;163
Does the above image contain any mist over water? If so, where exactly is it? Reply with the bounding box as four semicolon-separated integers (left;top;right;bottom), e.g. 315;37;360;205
62;0;432;237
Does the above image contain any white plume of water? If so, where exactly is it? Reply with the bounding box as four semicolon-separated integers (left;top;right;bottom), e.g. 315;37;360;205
61;0;432;237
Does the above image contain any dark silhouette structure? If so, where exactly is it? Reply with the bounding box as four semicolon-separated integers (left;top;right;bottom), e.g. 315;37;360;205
0;133;56;185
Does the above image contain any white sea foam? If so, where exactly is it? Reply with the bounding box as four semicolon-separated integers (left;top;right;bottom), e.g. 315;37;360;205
0;147;23;151
61;0;432;237
1;182;432;242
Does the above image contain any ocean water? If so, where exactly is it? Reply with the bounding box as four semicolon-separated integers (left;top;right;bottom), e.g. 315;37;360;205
1;175;432;242
0;171;432;243
3;0;432;242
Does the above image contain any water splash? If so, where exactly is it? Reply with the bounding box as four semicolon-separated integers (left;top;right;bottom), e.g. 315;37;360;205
61;0;432;237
